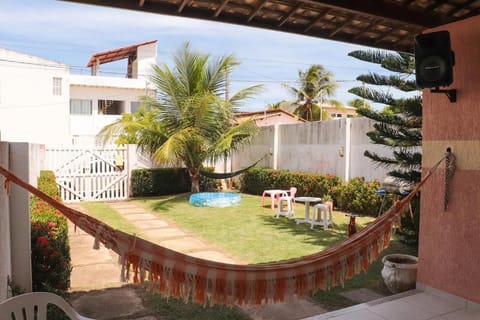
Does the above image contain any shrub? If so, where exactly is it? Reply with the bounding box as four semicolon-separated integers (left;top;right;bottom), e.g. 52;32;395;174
131;167;221;197
30;171;71;294
131;168;190;196
239;167;342;198
330;177;385;216
241;168;386;217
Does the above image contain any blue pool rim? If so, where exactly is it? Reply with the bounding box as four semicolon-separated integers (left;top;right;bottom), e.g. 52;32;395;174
189;192;241;207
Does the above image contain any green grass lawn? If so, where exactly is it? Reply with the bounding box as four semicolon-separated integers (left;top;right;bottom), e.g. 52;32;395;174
134;193;375;264
82;192;417;316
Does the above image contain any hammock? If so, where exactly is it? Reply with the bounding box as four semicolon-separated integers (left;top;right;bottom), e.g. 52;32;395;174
200;155;266;179
0;151;453;306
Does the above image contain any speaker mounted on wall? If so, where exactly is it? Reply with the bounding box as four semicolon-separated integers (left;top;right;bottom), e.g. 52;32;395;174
415;30;457;102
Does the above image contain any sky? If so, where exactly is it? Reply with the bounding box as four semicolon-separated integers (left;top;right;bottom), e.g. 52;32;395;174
0;0;396;112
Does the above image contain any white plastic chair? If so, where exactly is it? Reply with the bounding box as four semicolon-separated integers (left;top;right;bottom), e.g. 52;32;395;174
276;190;295;218
312;203;333;230
0;292;94;320
287;187;297;203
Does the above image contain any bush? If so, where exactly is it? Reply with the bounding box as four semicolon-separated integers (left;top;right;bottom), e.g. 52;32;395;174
30;171;71;294
131;168;190;196
241;168;387;217
239;167;342;197
330;177;385;216
131;167;221;197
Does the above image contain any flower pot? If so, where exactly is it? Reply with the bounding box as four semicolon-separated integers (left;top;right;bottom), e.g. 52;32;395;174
381;254;418;294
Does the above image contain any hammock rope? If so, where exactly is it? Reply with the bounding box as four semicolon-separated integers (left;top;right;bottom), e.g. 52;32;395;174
0;151;452;306
200;155;266;179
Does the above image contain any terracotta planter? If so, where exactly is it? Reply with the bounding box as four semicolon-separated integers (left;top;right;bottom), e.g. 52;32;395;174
381;254;418;293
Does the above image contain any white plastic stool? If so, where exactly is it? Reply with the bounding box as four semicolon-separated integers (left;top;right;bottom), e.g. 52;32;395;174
312;203;333;230
276;194;294;218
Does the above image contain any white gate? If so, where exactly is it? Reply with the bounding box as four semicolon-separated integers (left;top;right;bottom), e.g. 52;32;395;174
45;146;129;203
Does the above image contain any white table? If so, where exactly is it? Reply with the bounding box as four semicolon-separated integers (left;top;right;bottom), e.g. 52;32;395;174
262;189;289;209
294;196;322;226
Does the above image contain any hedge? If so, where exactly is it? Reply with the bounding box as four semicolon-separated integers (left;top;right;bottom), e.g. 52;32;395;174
30;170;71;294
131;167;220;197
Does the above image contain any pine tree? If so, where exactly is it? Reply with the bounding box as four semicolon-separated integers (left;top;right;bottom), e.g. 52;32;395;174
348;50;422;186
348;50;422;246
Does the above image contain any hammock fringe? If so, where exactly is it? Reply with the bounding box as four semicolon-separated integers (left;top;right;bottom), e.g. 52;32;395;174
0;157;443;306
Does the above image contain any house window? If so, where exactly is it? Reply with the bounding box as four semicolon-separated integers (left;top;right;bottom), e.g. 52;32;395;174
53;77;62;96
98;100;123;115
131;101;141;113
70;99;92;115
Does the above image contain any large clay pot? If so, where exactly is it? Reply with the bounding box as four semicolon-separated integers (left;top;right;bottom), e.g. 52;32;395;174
381;254;418;293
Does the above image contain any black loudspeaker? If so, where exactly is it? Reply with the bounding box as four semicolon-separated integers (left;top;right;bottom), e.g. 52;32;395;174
415;30;455;89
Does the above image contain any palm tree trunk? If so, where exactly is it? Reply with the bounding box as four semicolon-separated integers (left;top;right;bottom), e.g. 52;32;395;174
189;168;201;193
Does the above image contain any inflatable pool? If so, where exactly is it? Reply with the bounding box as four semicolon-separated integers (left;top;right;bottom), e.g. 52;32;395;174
189;192;241;207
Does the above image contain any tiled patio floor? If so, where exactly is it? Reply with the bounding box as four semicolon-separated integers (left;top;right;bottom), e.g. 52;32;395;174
304;287;480;320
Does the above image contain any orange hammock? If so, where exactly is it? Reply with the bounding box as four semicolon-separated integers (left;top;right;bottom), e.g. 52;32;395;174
0;153;451;306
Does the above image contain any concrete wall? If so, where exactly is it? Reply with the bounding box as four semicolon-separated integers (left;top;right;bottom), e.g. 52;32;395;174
0;142;42;300
232;117;391;182
133;41;157;80
0;142;11;300
418;16;480;303
0;49;71;145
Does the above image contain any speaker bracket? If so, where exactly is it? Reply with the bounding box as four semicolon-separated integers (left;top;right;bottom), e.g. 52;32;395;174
430;88;457;103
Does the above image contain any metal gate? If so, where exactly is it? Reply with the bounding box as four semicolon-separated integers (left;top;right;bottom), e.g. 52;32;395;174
45;146;129;202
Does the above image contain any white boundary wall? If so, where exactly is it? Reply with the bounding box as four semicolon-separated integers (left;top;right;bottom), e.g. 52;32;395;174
0;142;42;300
231;117;393;182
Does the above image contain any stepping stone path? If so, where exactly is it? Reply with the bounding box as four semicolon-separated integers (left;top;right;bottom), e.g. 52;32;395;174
106;201;241;263
68;201;241;291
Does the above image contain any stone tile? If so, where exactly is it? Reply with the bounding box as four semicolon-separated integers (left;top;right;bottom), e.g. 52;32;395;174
123;213;158;221
434;308;480;320
70;245;117;265
107;203;141;209
68;233;97;248
70;286;144;319
241;298;327;320
70;263;122;290
142;227;187;241
323;308;386;320
116;207;148;214
159;237;209;252
369;299;434;320
401;292;465;316
340;288;384;304
133;219;169;229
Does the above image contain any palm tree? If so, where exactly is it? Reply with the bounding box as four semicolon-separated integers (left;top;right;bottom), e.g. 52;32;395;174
99;42;262;193
284;64;339;121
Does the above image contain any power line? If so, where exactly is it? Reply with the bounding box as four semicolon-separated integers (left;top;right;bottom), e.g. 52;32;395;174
1;57;360;85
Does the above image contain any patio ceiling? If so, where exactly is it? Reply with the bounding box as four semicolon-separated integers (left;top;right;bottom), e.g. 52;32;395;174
61;0;480;53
